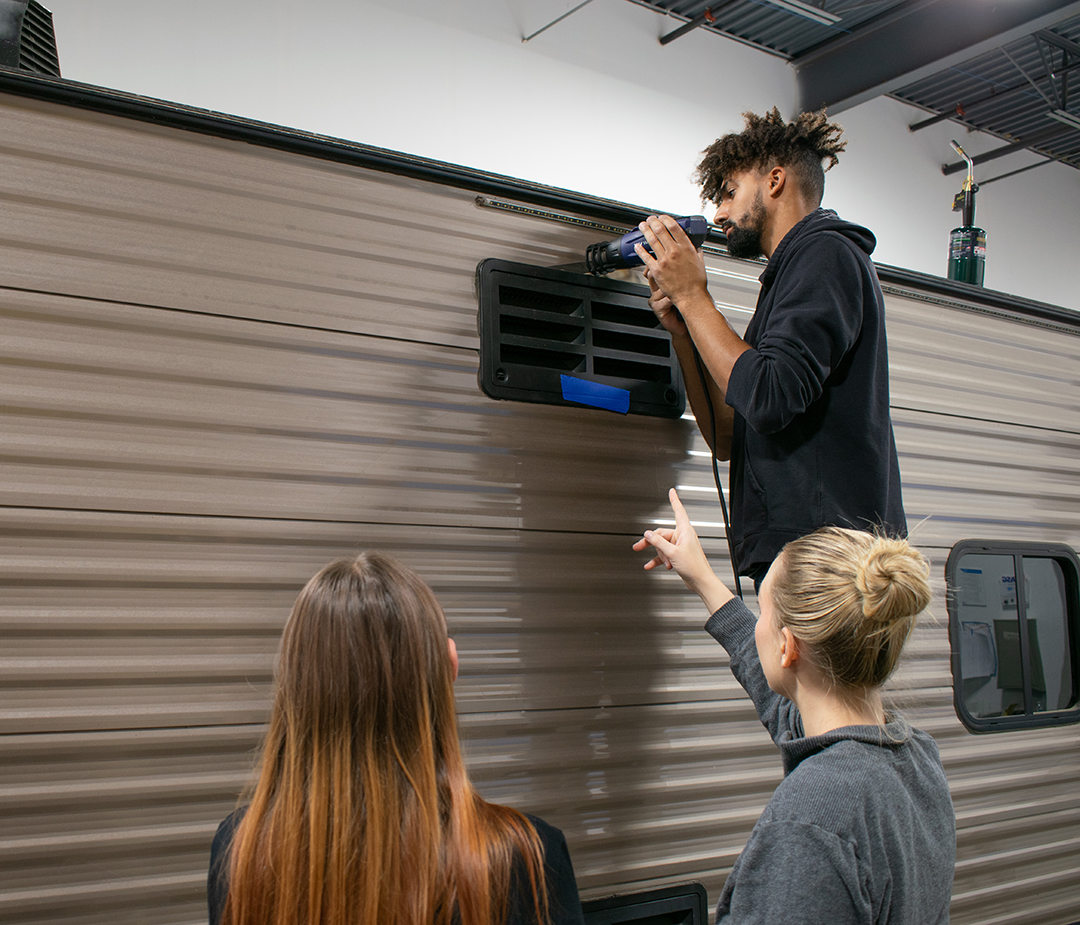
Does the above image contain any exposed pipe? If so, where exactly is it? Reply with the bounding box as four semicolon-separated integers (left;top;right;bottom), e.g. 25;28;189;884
940;123;1071;175
522;0;596;43
659;1;743;46
978;156;1056;185
660;5;718;45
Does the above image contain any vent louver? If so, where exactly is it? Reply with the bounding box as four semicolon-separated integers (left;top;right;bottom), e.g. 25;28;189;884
0;0;60;77
477;259;685;418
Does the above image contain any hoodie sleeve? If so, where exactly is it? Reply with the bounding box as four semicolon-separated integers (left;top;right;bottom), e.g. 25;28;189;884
725;233;865;435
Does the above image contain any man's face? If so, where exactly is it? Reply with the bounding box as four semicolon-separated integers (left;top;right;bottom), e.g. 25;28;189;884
712;170;768;260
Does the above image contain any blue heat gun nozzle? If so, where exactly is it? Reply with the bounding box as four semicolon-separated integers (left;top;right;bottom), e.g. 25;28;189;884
585;215;709;275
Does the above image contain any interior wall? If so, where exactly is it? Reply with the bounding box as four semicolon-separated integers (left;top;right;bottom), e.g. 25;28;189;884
43;0;1080;309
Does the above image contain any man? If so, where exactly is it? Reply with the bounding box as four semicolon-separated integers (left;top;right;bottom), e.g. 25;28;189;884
636;108;906;589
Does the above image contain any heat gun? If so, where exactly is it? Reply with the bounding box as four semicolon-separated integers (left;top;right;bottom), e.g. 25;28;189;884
583;215;709;275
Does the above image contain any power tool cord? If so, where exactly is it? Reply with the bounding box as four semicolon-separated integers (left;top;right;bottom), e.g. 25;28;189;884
690;341;744;600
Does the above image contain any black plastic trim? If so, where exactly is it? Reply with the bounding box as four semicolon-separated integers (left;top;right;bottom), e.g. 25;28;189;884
876;265;1080;331
0;68;1077;331
583;881;708;925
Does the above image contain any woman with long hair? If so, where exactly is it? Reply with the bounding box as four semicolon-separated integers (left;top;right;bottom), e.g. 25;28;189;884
634;490;955;924
208;552;584;925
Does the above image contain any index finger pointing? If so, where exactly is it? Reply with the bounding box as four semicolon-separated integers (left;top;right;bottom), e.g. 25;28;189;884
668;487;692;529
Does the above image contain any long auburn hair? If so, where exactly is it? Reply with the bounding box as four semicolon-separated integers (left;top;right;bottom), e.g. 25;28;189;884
222;552;549;925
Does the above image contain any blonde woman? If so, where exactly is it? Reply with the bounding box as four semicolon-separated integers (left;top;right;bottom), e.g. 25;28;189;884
635;490;955;924
208;552;584;925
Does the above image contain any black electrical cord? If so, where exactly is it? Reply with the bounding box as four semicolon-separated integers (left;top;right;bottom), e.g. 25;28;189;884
690;342;743;600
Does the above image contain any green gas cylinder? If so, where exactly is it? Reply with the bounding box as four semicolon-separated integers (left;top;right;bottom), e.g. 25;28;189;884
948;225;986;286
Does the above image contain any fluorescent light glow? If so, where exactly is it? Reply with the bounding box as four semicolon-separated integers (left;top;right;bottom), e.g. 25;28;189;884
711;299;755;315
1048;109;1080;130
675;484;727;496
762;0;841;25
705;267;762;284
652;518;728;531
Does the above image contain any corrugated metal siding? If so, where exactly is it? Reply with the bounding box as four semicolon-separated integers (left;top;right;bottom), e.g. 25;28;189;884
0;90;1078;925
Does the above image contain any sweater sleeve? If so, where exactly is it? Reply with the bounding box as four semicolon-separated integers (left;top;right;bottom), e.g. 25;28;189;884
719;821;869;925
725;235;865;435
705;598;802;743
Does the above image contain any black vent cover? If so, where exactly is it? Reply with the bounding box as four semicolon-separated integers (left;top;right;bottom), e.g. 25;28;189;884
477;259;685;418
583;881;708;924
0;1;60;77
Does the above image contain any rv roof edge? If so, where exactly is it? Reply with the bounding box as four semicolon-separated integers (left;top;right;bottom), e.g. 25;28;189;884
0;66;1075;331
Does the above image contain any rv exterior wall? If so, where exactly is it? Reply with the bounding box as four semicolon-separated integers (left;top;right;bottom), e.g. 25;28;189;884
42;0;1080;312
0;90;1078;925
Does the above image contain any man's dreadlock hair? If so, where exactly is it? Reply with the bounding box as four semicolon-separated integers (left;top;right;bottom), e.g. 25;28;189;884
695;107;846;208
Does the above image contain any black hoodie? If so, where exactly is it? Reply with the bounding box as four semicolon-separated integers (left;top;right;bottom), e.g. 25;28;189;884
723;208;906;576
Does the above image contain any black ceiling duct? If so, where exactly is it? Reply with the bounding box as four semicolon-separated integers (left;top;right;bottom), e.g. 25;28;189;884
0;0;60;77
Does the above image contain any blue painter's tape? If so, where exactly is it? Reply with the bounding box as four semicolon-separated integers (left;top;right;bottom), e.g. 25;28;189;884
560;375;630;414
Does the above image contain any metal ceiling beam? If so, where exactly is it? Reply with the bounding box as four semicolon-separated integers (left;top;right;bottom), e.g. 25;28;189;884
1035;28;1080;57
907;57;1080;131
793;0;1080;115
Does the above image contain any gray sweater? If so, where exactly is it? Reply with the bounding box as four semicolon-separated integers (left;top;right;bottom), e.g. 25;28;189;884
705;599;955;925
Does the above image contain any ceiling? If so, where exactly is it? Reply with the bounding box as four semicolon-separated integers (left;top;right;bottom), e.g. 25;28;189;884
625;0;1080;178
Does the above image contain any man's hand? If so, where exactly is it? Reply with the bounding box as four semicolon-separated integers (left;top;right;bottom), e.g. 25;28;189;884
644;270;687;337
635;214;710;309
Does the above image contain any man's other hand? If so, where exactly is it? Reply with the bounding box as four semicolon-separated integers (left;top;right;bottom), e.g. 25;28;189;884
644;270;687;337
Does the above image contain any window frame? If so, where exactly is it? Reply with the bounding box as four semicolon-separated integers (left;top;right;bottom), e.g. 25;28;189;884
946;538;1080;733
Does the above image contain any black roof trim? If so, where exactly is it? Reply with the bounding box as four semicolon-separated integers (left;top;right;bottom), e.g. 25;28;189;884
876;265;1080;331
1;67;1076;332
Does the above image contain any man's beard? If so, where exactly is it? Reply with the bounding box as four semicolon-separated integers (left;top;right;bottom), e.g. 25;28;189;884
724;191;767;260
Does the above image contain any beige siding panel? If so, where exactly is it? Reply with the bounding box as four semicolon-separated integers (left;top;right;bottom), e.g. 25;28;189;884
0;90;1078;925
0;508;743;733
0;94;606;349
887;290;1080;432
893;410;1080;548
1;288;692;531
0;727;260;925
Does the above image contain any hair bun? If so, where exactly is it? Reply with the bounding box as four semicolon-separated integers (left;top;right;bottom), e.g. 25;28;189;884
856;538;931;623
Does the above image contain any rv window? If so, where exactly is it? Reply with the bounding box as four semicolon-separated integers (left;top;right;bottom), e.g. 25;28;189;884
946;540;1080;732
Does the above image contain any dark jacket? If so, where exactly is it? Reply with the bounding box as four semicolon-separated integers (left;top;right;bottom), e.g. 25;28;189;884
724;208;906;575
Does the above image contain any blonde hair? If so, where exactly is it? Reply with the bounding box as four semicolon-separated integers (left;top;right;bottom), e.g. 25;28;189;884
770;528;932;691
222;552;548;925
